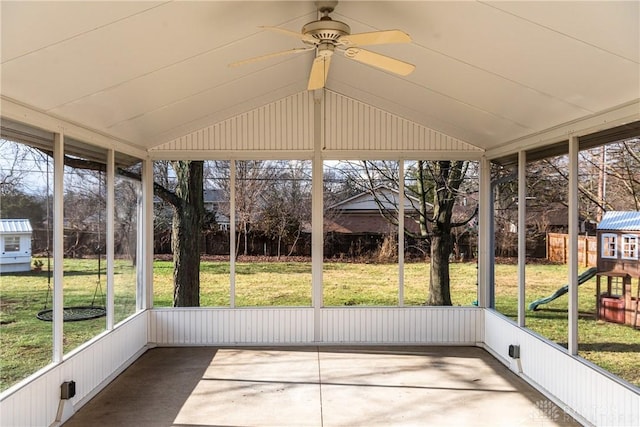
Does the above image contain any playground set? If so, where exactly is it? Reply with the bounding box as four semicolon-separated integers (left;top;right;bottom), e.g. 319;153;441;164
595;211;640;328
530;211;640;329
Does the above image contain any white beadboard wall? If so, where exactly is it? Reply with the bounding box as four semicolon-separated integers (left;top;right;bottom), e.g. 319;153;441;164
149;308;315;345
0;312;148;427
148;307;483;346
323;91;480;153
320;307;482;344
150;90;482;156
152;91;314;153
484;309;640;426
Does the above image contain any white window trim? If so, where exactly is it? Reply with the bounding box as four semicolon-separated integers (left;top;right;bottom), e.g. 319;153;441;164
3;236;20;252
601;233;618;259
621;234;638;260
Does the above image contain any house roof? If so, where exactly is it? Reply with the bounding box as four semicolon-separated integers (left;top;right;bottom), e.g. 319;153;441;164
329;186;425;212
1;1;638;160
597;211;640;232
0;219;33;234
203;189;226;204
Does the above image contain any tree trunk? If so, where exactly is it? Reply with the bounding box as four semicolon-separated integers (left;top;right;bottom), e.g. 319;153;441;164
171;161;203;307
425;160;465;306
428;225;453;306
277;234;282;259
243;223;249;256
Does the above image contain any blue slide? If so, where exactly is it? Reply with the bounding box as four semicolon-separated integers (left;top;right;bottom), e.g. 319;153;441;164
528;267;598;311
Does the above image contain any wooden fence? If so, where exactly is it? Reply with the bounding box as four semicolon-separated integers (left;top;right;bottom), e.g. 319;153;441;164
546;232;597;267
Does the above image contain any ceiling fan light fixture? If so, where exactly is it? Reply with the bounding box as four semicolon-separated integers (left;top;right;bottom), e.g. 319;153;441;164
317;43;335;57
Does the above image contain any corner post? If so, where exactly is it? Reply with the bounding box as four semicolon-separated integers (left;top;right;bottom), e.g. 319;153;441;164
477;156;492;308
106;149;115;329
142;158;154;310
53;131;64;363
312;89;324;340
568;135;579;355
517;150;526;327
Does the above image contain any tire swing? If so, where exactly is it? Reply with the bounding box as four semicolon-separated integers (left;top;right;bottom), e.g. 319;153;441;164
36;258;107;322
36;167;107;322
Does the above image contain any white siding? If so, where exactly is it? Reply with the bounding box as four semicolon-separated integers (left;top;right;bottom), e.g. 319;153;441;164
484;309;640;426
320;307;482;344
148;307;482;346
152;92;314;153
4;307;638;427
149;308;315;345
150;90;482;156
324;91;479;153
0;312;148;427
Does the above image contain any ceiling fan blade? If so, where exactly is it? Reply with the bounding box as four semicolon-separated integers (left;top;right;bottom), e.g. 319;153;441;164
340;30;411;46
260;26;316;44
229;47;313;67
308;55;331;90
343;48;415;76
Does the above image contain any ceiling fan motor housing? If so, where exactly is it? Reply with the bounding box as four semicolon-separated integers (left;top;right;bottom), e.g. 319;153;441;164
302;18;350;43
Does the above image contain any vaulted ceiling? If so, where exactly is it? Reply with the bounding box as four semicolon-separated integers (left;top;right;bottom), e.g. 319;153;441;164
1;1;638;156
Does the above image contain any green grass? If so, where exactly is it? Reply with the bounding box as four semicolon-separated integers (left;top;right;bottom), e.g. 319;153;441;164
494;263;640;386
1;258;137;391
1;259;638;392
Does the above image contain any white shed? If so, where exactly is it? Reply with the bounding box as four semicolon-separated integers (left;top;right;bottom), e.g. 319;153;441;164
0;219;33;273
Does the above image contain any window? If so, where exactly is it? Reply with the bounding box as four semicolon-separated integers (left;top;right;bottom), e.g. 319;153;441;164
601;233;617;259
621;234;638;260
4;236;20;252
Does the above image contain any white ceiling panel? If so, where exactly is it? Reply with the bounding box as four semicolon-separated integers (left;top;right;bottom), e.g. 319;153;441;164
486;1;640;63
1;1;638;154
0;1;164;62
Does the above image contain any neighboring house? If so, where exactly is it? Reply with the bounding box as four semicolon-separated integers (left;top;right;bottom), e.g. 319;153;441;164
500;202;597;258
0;219;32;273
325;186;425;236
203;189;230;231
324;187;478;259
153;189;230;254
504;202;597;235
155;189;230;231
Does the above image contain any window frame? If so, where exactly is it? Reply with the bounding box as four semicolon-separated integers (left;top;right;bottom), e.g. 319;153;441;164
621;234;638;260
3;236;21;252
601;233;618;259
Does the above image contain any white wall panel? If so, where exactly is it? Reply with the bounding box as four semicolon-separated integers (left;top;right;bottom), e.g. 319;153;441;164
0;312;148;427
152;91;314;153
6;307;637;427
150;90;483;157
149;308;315;345
484;309;639;426
149;307;482;346
320;307;482;344
324;91;481;154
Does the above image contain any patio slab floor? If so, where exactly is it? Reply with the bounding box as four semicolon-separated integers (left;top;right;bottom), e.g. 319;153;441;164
64;346;580;426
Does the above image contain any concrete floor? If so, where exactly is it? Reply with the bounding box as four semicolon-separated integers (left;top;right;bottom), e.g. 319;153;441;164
65;346;580;426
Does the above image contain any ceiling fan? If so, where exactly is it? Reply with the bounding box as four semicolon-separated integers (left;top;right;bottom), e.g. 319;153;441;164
230;1;415;91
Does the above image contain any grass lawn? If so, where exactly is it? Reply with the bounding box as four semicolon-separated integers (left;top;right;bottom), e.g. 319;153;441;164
1;258;137;391
1;258;638;392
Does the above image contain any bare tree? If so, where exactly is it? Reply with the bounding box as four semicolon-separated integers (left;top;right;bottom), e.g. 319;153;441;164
535;138;639;225
234;161;274;256
258;161;311;258
0;140;49;250
332;160;477;306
